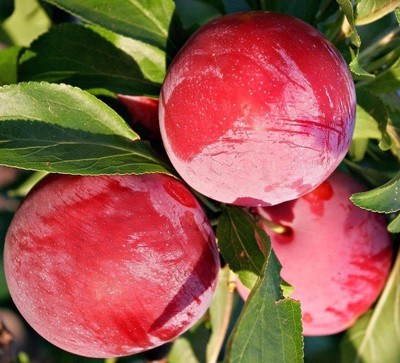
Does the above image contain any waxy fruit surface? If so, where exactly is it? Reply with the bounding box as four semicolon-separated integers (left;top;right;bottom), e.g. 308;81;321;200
239;171;393;335
4;173;220;357
160;11;356;206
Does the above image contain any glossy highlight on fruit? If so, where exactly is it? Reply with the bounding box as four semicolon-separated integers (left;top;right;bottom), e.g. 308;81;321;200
159;11;356;206
239;171;393;335
4;173;220;357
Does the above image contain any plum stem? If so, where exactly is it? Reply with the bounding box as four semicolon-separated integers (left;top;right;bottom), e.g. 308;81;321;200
358;27;400;62
192;190;222;213
206;266;235;363
0;320;13;363
257;215;291;235
387;124;400;159
360;49;398;75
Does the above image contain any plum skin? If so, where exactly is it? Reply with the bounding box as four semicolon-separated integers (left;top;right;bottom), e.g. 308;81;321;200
238;171;393;336
4;173;220;358
159;11;356;206
117;94;161;140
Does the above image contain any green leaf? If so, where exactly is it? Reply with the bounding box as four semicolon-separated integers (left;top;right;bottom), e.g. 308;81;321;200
169;338;201;363
224;248;304;363
355;0;400;25
351;171;400;213
7;170;47;197
337;0;361;48
352;105;382;139
341;248;400;362
344;151;398;187
362;57;400;94
337;0;375;78
206;266;234;363
93;25;166;84
169;320;212;363
223;0;251;14
388;213;400;233
19;24;161;96
44;0;175;51
379;92;400;128
374;93;400;161
343;158;397;187
356;89;392;150
0;45;22;85
174;0;222;30
263;0;322;23
349;138;369;162
0;82;171;175
349;104;381;161
2;0;51;46
0;0;14;22
217;206;267;288
349;50;376;79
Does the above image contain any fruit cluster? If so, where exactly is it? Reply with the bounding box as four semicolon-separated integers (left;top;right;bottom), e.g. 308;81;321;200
3;10;393;359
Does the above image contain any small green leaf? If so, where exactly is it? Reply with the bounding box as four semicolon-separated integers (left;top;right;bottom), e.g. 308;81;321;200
337;0;361;48
7;170;47;197
93;25;166;84
344;154;398;187
349;138;369;162
224;249;303;363
362;57;400;94
356;89;392;150
353;105;382;139
44;0;175;51
374;93;400;160
351;171;400;213
2;0;51;46
206;266;234;363
0;82;171;175
19;24;161;96
349;50;376;79
350;102;384;161
0;45;22;85
341;248;400;362
217;206;266;288
355;0;400;25
169;338;201;363
388;213;400;233
380;93;400;128
337;0;374;78
169;320;212;363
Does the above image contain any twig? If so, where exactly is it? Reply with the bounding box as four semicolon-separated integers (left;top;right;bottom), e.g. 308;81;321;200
0;320;14;363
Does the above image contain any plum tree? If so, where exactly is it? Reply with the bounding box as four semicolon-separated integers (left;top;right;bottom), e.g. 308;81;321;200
237;171;393;335
159;11;356;207
4;173;220;358
1;1;399;360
